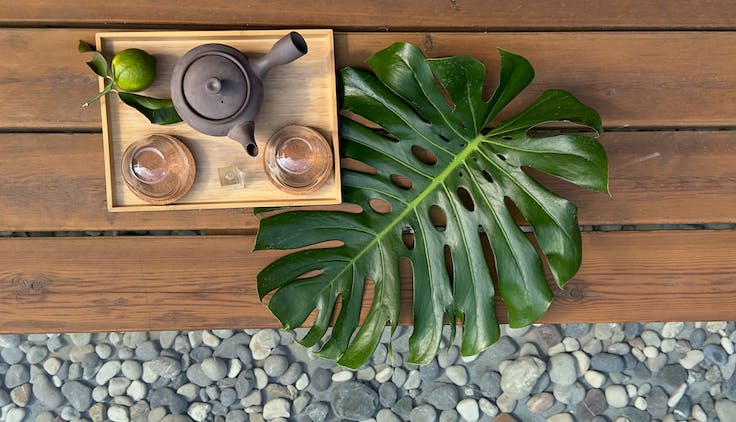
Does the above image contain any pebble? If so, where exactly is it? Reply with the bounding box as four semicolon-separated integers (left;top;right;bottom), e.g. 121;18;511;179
201;357;228;381
92;385;108;402
109;376;131;396
549;353;577;386
1;347;24;365
547;414;574;422
500;356;546;400
96;360;122;385
264;355;289;378
496;393;516;413
605;384;629;408
591;353;625;373
573;350;590;374
692;403;707;421
716;398;736;421
0;334;21;347
643;346;659;358
61;380;92;411
706;321;727;333
662;322;684;338
5;364;30;388
332;381;378;420
108;405;129;422
187;363;213;387
250;330;280;360
188;402;211;422
425;383;460;410
305;401;329;422
410;404;437;421
357;366;375;381
122;360;143;380
704;343;728;365
26;345;48;364
478;398;498;417
457;398;480;421
332;370;354;382
311;368;331;392
447;365;469;386
6;408;25;422
583;369;606;388
641;330;661;347
375;366;393;383
553;382;585;405
11;383;32;407
438;346;460;368
660;338;676;353
667;382;688;407
376;409;402;422
127;379;147;401
379;382;399;407
526;392;554;413
680;350;705;369
254;367;268;389
576;389;606;418
31;373;64;408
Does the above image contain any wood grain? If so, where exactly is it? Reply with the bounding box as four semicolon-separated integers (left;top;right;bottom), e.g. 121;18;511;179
3;29;736;130
2;131;734;232
2;0;734;30
1;231;734;333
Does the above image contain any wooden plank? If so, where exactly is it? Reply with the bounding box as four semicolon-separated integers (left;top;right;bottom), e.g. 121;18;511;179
0;134;257;232
3;29;736;130
2;1;735;30
2;130;734;232
0;231;734;333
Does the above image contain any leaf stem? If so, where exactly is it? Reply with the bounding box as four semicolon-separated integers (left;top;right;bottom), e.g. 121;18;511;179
82;82;115;108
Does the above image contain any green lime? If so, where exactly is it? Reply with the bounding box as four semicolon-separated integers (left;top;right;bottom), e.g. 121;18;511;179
111;48;156;92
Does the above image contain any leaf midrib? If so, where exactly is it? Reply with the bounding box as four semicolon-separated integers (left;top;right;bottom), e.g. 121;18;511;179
324;134;485;316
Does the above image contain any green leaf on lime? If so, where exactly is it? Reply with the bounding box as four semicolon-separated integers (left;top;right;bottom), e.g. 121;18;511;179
118;92;182;125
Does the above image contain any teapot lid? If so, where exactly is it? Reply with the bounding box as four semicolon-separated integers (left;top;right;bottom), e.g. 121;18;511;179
172;45;250;122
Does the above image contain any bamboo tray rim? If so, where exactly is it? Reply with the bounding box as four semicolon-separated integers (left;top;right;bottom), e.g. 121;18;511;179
97;29;341;212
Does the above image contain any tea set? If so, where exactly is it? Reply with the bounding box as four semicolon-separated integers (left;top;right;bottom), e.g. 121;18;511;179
122;31;333;205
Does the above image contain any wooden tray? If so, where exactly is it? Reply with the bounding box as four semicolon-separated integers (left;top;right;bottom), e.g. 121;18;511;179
97;29;341;212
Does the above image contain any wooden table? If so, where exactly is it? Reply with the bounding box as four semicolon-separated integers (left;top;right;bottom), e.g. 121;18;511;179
1;1;735;333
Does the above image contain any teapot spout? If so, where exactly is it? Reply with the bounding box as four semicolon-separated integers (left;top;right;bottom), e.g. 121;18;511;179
227;121;259;157
250;32;308;79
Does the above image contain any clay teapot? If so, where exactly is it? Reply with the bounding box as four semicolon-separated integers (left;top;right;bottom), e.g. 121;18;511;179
170;32;308;156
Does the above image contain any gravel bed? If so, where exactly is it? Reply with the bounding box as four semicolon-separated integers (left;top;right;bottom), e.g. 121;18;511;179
1;322;736;421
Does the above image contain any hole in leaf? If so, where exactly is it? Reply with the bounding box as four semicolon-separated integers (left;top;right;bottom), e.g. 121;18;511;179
439;134;452;144
402;230;415;251
341;158;377;175
398;257;414;302
460;143;466;148
411;145;438;166
369;198;392;214
444;244;454;288
297;269;323;280
478;228;499;289
502;136;513;141
457;187;475;211
433;75;455;109
390;174;413;190
482;170;494;184
359;276;374;323
496;154;507;161
429;205;447;230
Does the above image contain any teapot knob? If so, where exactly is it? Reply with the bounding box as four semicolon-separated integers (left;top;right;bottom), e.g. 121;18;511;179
205;77;222;95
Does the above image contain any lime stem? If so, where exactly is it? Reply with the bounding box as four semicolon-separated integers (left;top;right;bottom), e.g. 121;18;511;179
82;82;115;108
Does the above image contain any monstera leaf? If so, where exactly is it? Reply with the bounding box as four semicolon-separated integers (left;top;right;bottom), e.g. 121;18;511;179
255;42;608;368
